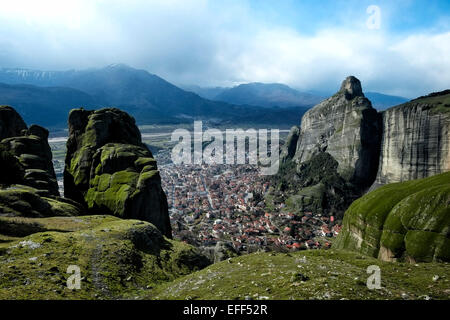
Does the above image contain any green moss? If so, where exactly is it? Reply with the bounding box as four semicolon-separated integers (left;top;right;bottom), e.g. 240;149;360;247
0;215;209;300
149;249;450;300
335;171;450;262
134;157;156;169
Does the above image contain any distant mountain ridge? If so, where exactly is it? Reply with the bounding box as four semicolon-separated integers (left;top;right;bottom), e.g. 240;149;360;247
0;83;97;127
365;92;408;110
213;82;322;108
0;65;309;127
184;82;409;111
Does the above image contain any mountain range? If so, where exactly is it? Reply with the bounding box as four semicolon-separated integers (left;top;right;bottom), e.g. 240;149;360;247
0;65;308;128
0;64;409;129
183;83;409;110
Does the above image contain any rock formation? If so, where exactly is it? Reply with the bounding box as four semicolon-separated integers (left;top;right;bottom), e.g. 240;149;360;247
371;90;450;189
64;108;171;238
271;76;381;217
0;105;81;217
280;125;300;164
291;76;381;187
335;171;450;262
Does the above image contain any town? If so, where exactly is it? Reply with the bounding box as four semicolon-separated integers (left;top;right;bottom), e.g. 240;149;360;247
50;139;342;258
159;161;342;256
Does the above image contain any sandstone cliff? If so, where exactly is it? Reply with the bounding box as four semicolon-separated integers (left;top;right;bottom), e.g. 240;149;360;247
64;108;171;238
292;76;381;187
371;90;450;189
270;77;381;217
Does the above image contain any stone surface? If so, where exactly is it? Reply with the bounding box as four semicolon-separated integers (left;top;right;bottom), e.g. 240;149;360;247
64;108;171;238
0;106;82;217
272;77;381;217
371;91;450;189
0;106;27;140
292;76;381;187
280;125;300;164
334;171;450;262
0;106;59;196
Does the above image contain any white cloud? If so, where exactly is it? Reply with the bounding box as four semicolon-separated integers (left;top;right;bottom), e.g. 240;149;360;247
0;0;448;97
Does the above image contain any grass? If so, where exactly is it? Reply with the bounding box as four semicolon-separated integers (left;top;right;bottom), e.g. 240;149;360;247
148;249;450;300
0;215;209;300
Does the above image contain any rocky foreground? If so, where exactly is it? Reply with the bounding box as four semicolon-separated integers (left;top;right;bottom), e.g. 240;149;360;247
0;105;210;299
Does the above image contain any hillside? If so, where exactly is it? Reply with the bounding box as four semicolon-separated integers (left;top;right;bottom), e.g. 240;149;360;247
0;215;209;299
365;92;409;110
0;66;308;127
0;83;97;127
148;249;450;300
213;82;322;108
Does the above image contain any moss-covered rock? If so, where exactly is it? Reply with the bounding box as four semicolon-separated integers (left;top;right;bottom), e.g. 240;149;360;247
0;106;59;196
0;106;27;140
64;108;171;238
0;215;209;299
0;186;82;218
334;171;450;262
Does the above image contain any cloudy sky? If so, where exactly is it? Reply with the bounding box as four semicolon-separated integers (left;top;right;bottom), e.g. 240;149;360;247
0;0;449;97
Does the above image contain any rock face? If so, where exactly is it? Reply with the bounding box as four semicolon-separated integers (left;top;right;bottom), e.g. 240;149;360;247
64;108;171;238
271;77;381;217
0;106;59;196
292;76;381;187
335;171;450;262
371;91;450;189
0;105;81;217
280;126;300;164
0;106;27;139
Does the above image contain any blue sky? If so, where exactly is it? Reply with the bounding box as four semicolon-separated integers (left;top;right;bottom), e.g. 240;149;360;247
0;0;449;97
245;0;450;34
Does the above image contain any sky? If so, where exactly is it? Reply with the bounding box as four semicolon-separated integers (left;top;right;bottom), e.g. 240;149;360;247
0;0;449;97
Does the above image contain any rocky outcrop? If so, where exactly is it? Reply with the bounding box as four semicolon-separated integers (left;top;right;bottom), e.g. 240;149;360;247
0;106;27;139
0;215;210;299
292;76;381;187
0;106;59;196
64;108;171;238
280;126;300;164
0;105;81;217
334;171;450;262
371;91;450;189
271;77;381;217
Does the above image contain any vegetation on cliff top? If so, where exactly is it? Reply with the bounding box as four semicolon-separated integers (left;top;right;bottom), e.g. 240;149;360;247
334;171;450;262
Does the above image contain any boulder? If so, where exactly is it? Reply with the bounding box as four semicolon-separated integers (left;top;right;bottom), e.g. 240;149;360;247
64;108;171;238
334;171;450;262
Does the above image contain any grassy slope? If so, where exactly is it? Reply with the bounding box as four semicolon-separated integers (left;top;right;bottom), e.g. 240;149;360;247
149;249;450;300
334;172;450;261
0;215;208;300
